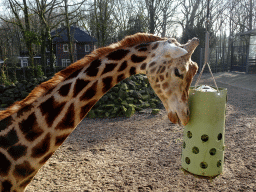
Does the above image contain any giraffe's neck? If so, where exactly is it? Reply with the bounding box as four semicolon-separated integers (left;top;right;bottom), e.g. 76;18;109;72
0;40;156;191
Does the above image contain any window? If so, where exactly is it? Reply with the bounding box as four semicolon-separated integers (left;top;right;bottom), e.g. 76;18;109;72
63;44;69;52
85;44;90;52
47;59;50;66
22;59;28;67
61;59;70;67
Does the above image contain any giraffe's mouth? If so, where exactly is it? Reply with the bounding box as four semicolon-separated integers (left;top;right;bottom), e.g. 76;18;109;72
168;111;189;126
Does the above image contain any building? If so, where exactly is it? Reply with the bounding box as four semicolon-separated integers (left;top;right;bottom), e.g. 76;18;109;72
50;25;97;67
236;29;256;74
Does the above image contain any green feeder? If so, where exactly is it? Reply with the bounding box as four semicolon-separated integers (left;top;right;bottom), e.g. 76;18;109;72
182;85;227;177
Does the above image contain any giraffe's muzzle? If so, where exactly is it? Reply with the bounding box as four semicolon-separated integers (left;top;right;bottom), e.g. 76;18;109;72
168;111;189;126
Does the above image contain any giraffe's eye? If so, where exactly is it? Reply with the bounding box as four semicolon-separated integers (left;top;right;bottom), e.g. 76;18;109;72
174;68;184;79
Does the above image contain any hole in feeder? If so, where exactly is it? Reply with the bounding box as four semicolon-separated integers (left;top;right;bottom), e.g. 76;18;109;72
183;142;186;149
201;134;209;142
209;148;216;155
192;146;199;154
217;160;222;167
200;162;208;169
217;133;222;141
187;131;192;139
185;157;190;164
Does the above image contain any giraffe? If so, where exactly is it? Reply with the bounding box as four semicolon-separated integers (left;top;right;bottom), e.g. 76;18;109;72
0;33;199;192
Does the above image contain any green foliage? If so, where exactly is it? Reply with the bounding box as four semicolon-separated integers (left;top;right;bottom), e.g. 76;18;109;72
36;65;44;78
87;74;163;118
24;31;41;45
0;77;48;108
0;61;13;86
0;74;163;118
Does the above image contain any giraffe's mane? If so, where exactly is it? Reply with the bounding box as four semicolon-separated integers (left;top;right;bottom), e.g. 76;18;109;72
0;33;165;120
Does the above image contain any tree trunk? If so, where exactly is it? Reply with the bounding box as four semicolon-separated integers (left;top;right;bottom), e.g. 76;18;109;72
64;0;74;64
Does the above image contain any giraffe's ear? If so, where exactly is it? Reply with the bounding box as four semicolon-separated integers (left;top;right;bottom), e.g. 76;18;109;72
167;44;188;58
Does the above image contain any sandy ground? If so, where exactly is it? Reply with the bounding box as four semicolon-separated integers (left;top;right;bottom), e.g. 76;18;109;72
22;74;256;192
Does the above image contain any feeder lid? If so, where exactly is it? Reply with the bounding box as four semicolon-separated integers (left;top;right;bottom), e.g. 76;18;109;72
195;85;217;92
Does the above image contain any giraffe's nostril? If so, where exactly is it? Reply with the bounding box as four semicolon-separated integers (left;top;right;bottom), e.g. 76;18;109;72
187;109;190;116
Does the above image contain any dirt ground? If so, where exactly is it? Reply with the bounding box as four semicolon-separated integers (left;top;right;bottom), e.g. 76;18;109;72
25;76;256;192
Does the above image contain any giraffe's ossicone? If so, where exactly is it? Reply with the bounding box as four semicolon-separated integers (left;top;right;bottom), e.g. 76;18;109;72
0;33;199;192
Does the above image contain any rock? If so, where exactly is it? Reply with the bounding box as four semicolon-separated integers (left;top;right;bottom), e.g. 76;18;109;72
151;109;160;115
125;104;136;117
0;85;5;93
21;91;29;98
0;104;8;108
120;83;128;90
87;110;96;118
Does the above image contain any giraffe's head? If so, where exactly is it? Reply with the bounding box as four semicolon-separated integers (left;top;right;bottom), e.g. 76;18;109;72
145;37;199;126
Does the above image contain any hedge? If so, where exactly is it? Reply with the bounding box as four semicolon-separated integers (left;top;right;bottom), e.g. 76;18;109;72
0;74;163;118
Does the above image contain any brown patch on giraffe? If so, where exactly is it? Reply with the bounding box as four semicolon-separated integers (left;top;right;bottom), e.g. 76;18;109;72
149;61;156;67
140;63;147;70
17;104;33;118
106;49;130;60
80;100;97;120
8;144;27;161
152;42;159;49
66;67;83;80
157;66;166;74
84;59;101;77
157;89;163;95
0;33;165;121
160;66;166;73
0;128;19;148
162;82;169;90
118;61;128;72
102;77;113;93
156;77;159;83
2;180;13;191
74;79;90;97
166;72;169;78
137;47;148;52
168;59;173;64
0;116;13;131
13;161;35;179
0;152;11;176
19;113;44;142
39;152;55;164
167;89;172;96
154;84;161;89
117;74;125;83
129;67;137;76
59;83;72;97
151;53;156;58
150;67;157;73
131;54;147;63
102;63;118;75
19;174;36;189
159;75;165;81
80;81;98;101
55;134;70;146
55;103;75;130
135;42;151;50
31;133;51;158
39;96;66;127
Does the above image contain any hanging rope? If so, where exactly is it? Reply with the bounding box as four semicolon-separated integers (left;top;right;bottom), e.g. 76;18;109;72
194;0;219;92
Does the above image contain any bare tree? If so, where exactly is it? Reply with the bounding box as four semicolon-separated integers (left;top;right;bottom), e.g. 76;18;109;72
89;0;115;47
0;0;41;76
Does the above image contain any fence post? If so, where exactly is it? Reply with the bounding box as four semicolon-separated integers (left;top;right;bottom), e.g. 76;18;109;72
200;48;203;72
